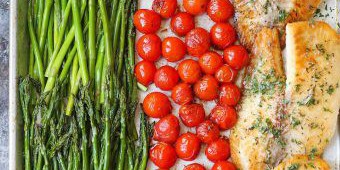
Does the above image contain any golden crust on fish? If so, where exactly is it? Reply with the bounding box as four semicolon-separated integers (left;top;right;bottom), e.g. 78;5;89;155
230;28;285;170
284;21;340;158
233;0;321;50
274;155;330;170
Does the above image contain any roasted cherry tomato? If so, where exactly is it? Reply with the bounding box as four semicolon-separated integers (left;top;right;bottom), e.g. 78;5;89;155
207;0;234;22
223;45;249;70
143;92;172;118
210;23;236;50
199;51;223;75
133;9;161;34
152;0;177;18
175;132;201;161
150;142;177;168
210;105;237;130
171;83;193;105
179;104;205;127
162;37;186;62
205;138;231;162
219;83;241;106
185;28;211;57
154;66;179;90
153;114;180;144
194;75;219;101
178;59;202;84
134;60;157;86
183;163;206;170
183;0;209;15
196;120;220;144
170;12;195;36
215;64;237;83
212;161;237;170
137;34;162;62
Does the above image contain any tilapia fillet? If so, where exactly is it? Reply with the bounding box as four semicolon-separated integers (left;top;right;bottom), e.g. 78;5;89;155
274;155;330;170
231;22;340;170
284;21;340;158
233;0;321;50
230;28;286;170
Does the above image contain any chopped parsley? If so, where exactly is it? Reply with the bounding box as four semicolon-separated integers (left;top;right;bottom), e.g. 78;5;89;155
291;117;301;128
326;85;334;95
288;163;300;170
308;148;318;160
278;10;288;22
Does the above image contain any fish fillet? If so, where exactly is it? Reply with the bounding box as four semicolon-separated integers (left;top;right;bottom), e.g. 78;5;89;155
233;0;321;50
230;28;286;170
283;21;340;158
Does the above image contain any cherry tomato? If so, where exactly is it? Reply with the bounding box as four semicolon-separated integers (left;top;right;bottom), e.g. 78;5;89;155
178;59;202;84
210;23;236;50
179;104;205;127
185;28;210;57
210;105;237;130
212;161;237;170
153;114;180;144
170;12;195;36
183;163;206;170
205;138;231;162
219;83;241;106
215;65;238;83
137;34;162;62
133;9;161;34
194;75;219;101
134;60;157;86
183;0;209;15
175;132;201;161
223;45;249;70
162;37;186;62
154;66;179;91
198;51;223;75
150;142;177;168
207;0;234;22
171;83;193;105
143;92;172;118
152;0;177;18
196;120;220;144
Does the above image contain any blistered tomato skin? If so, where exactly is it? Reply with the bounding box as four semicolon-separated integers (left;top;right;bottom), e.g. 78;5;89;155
171;12;195;36
134;60;157;86
153;114;180;144
185;28;211;57
194;75;219;101
175;132;201;161
210;105;237;130
196;120;220;144
133;9;161;34
219;83;241;106
223;45;249;70
150;143;177;169
210;23;237;50
171;83;194;105
199;51;224;75
152;0;177;18
207;0;234;22
205;138;231;162
215;64;238;83
179;104;205;127
137;34;162;62
183;0;209;15
154;66;179;91
212;161;237;170
178;59;202;84
143;92;172;118
183;163;206;170
162;37;186;62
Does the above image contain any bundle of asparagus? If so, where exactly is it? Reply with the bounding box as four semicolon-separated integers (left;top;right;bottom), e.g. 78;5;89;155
19;0;151;169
